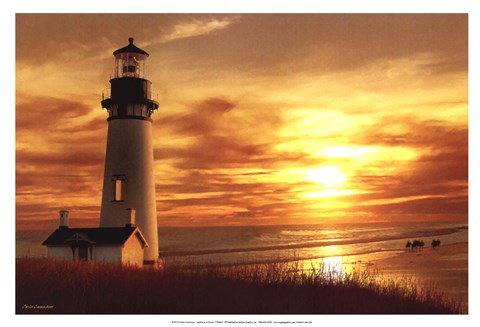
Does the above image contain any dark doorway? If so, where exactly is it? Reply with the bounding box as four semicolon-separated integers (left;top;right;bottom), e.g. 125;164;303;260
78;244;89;260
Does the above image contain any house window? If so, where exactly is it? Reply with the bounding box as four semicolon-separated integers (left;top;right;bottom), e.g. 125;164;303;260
112;175;125;202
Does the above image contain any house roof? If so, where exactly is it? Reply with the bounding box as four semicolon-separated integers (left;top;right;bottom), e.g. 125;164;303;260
42;227;148;247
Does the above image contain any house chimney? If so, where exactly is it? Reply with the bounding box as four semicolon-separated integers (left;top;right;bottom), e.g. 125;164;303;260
126;208;136;227
59;210;69;229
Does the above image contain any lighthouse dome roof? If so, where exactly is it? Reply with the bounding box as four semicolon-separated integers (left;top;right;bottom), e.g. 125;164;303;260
113;37;149;58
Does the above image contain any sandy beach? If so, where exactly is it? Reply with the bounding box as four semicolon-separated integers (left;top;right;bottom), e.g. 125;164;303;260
294;242;468;311
369;243;468;309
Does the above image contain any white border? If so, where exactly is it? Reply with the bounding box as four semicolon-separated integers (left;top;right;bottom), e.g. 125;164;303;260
3;0;479;326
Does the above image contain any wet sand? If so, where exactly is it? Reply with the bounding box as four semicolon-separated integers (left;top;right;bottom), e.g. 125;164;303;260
369;243;468;310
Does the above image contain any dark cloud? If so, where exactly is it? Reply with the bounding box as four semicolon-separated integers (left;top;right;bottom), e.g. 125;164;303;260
16;169;104;227
154;140;306;170
348;195;467;217
357;119;467;183
154;167;303;225
15;94;109;223
342;119;468;217
16;150;104;172
156;97;235;135
16;170;103;193
16;201;102;230
358;117;467;148
15;150;105;216
16;203;101;219
351;174;466;199
178;136;269;169
16;95;106;152
195;97;236;114
155;96;301;170
16;95;107;172
16;95;93;130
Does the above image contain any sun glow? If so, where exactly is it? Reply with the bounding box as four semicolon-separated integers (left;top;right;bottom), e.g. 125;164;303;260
323;255;344;270
319;146;380;158
305;245;354;277
303;166;353;198
304;189;353;198
305;166;347;186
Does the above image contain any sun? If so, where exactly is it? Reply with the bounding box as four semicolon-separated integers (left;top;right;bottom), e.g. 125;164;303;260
305;166;347;187
303;166;352;198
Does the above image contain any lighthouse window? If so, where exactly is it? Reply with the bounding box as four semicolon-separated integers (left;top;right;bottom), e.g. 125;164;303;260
123;64;136;74
112;175;125;202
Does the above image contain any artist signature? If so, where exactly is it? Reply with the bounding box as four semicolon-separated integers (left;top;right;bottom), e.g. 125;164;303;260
21;304;54;310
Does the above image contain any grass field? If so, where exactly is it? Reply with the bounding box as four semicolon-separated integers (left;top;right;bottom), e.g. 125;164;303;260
15;258;463;314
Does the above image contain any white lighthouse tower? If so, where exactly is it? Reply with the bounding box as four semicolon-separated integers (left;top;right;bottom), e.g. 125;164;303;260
99;38;159;264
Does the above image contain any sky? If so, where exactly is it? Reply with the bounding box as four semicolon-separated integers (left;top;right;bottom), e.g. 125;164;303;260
15;14;468;229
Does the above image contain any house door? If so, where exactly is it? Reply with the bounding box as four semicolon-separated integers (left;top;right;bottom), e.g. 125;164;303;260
78;244;89;260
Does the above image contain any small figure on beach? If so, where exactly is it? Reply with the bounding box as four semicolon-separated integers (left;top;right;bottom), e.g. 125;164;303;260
405;240;412;249
406;239;425;251
419;240;425;249
431;239;441;248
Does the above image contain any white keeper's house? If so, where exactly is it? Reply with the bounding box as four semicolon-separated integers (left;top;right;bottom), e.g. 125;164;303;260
42;210;148;267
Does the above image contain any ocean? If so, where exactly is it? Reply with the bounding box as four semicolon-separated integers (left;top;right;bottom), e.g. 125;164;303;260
17;221;468;267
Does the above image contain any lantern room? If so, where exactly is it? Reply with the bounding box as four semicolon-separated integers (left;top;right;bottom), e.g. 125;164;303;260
113;37;149;79
101;37;159;120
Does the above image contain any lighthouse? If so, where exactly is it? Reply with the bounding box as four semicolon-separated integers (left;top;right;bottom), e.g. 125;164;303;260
99;38;159;264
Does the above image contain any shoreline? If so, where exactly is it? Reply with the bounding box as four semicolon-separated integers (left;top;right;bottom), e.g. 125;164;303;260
164;242;468;311
286;242;468;311
368;242;468;309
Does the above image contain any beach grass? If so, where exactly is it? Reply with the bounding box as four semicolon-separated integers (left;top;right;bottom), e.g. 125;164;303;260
15;258;463;314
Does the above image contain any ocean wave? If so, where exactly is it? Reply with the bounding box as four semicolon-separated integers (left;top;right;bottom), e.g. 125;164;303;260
160;226;463;257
